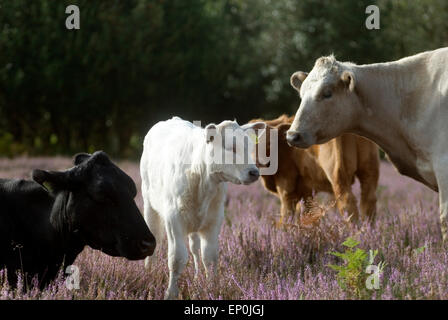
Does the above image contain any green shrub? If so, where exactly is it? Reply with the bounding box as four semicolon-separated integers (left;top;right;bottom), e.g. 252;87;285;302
328;237;386;299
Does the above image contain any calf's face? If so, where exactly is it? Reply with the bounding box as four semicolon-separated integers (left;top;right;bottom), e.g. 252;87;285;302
205;121;266;185
287;56;360;148
32;151;156;260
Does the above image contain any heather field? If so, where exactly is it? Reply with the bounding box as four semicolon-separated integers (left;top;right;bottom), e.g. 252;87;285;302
0;156;446;300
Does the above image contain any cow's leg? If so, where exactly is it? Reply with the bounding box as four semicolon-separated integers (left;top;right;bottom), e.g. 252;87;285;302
298;186;313;208
318;137;359;222
277;190;298;226
199;223;220;279
194;189;226;280
141;174;164;268
188;232;201;278
165;216;188;300
275;174;300;227
199;202;224;279
322;166;359;222
295;200;303;215
434;161;448;243
320;166;359;221
143;201;163;269
142;177;151;269
439;190;448;244
334;183;359;222
356;139;380;222
357;168;379;222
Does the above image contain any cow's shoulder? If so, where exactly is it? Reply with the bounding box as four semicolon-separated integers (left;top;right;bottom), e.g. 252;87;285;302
0;179;51;220
0;179;51;244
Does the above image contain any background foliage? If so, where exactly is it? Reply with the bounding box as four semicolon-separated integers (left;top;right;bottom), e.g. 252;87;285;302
1;0;447;158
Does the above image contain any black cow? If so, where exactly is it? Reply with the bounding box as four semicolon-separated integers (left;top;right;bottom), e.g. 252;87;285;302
0;151;156;288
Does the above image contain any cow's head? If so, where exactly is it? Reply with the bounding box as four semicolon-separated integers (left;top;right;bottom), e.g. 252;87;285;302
204;120;266;185
249;118;291;170
287;55;361;148
32;151;156;260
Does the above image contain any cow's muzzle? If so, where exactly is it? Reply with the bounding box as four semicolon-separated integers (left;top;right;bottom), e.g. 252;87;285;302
116;237;156;260
138;239;156;257
286;130;313;148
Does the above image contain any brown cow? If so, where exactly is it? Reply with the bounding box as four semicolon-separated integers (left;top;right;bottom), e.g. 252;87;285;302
251;114;379;226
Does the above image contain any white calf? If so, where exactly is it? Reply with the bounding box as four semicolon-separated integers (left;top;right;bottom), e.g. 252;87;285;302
140;116;265;299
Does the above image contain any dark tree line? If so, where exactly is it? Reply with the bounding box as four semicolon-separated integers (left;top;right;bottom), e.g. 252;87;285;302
1;0;447;158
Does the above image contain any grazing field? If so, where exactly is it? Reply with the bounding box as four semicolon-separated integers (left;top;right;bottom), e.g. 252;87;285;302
0;156;446;300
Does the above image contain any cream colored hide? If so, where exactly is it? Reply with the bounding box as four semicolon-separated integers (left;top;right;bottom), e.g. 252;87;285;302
140;117;265;299
287;48;448;241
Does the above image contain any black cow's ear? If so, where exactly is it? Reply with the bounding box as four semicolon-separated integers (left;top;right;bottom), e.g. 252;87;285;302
73;153;92;165
91;151;111;165
32;169;68;193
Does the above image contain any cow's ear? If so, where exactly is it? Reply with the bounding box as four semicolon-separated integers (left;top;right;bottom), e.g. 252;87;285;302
276;123;292;143
73;153;91;165
91;151;111;165
205;124;218;144
290;71;308;92
242;121;267;145
242;122;266;136
341;71;356;91
276;123;291;134
32;169;68;193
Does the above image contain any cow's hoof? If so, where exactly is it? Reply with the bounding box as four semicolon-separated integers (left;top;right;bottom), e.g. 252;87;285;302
442;235;448;247
144;257;150;270
349;216;360;224
164;289;179;300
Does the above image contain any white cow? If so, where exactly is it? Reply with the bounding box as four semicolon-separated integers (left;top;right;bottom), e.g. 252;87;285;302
140;116;265;299
286;48;448;241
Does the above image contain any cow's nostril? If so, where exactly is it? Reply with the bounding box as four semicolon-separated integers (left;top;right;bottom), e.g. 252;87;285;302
249;169;260;178
287;131;301;142
286;131;303;146
141;240;153;247
140;239;156;254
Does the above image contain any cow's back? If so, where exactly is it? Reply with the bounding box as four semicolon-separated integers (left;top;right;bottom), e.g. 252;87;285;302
0;179;55;279
0;179;52;240
141;118;206;214
0;179;51;228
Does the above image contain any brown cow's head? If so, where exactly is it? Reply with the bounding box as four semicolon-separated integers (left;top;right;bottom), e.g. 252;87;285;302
287;55;362;148
249;116;293;169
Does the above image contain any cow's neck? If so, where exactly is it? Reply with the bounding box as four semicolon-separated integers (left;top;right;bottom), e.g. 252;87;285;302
188;143;223;202
352;62;405;151
185;154;223;203
352;62;436;190
49;191;85;261
181;162;225;232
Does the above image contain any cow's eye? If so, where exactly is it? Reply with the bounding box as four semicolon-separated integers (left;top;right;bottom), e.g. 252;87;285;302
323;90;332;99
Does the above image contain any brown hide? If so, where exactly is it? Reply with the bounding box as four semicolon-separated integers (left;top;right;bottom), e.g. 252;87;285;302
250;114;379;225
